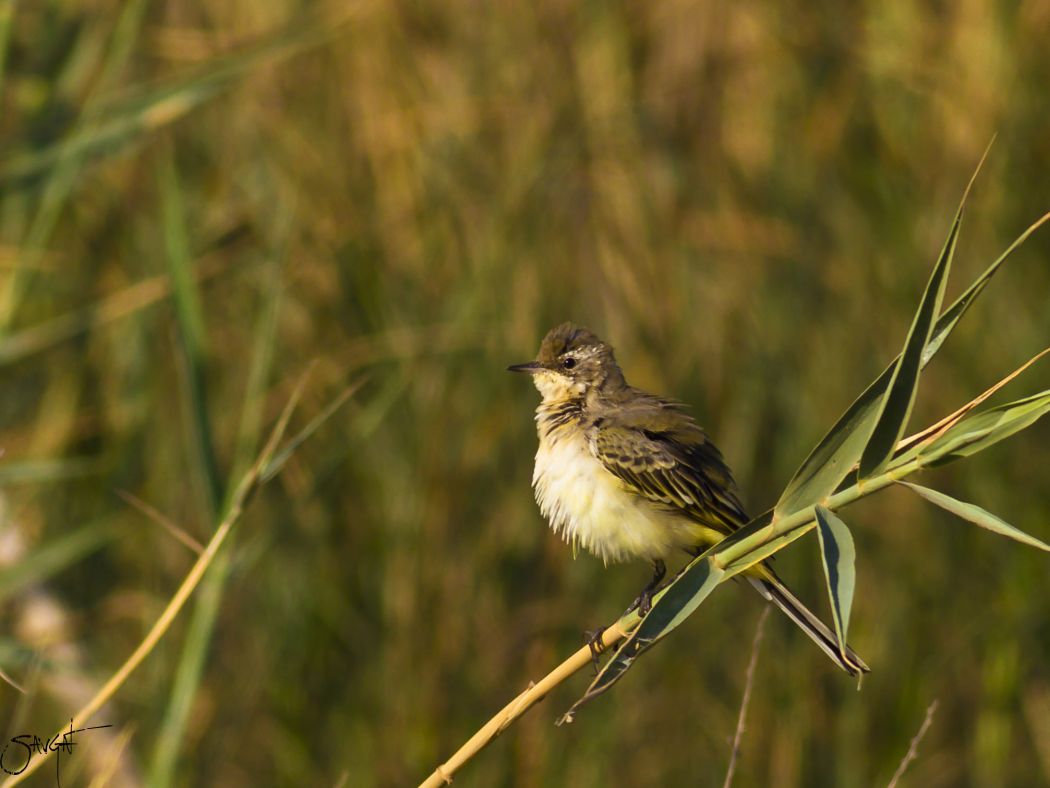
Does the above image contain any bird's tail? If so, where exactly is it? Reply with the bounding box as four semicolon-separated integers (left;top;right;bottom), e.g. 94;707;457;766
747;574;869;676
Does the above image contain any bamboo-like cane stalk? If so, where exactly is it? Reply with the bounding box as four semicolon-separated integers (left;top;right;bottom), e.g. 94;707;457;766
418;623;633;788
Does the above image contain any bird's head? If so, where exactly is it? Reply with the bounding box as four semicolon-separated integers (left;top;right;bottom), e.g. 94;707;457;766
508;322;624;401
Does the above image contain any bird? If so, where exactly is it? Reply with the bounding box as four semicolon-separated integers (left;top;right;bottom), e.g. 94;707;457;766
509;321;868;676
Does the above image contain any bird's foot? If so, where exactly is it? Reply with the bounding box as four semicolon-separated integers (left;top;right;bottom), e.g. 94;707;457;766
583;627;606;674
624;558;665;618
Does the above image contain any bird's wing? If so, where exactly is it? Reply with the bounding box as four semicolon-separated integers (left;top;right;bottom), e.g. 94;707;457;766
587;400;748;534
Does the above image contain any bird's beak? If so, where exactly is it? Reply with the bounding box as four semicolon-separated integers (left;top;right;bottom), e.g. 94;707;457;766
507;361;544;374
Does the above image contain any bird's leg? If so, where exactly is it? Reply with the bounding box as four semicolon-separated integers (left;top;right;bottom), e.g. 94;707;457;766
625;559;666;617
584;559;668;673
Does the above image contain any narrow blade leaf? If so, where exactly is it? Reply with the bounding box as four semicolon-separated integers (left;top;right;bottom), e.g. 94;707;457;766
773;365;894;519
858;214;959;478
890;347;1050;468
723;522;813;578
923;211;1050;365
919;390;1050;466
814;506;858;669
900;482;1050;552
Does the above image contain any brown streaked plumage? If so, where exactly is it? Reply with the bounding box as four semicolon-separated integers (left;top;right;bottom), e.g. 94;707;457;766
510;321;868;676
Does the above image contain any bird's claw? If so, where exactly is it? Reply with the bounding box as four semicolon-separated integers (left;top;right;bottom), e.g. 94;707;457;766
624;586;656;618
637;589;654;617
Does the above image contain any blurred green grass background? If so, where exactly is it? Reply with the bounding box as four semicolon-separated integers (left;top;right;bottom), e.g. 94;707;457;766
1;1;1049;786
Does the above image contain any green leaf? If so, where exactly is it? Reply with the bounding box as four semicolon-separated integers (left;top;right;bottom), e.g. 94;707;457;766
158;147;222;513
923;211;1050;366
858;213;959;478
773;365;895;520
900;482;1050;552
772;164;1050;519
561;557;725;720
814;506;858;669
723;520;812;577
919;390;1050;466
718;508;820;579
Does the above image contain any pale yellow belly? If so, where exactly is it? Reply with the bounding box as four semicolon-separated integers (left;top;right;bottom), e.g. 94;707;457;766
532;431;704;565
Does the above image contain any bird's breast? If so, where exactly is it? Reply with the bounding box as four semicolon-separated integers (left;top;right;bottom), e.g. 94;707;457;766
531;423;698;564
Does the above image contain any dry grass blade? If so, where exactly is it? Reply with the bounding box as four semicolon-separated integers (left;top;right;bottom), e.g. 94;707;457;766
115;489;204;555
887;700;939;788
0;664;26;694
893;347;1050;458
86;724;136;788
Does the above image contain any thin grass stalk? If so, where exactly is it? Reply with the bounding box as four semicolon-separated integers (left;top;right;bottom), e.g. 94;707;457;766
115;490;204;555
147;148;226;786
723;605;770;788
886;700;939;788
159;145;222;511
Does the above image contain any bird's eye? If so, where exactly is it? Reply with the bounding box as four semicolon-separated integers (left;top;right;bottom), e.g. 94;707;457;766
562;357;576;369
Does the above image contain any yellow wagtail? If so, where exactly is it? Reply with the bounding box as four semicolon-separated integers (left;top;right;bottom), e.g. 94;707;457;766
509;322;868;675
